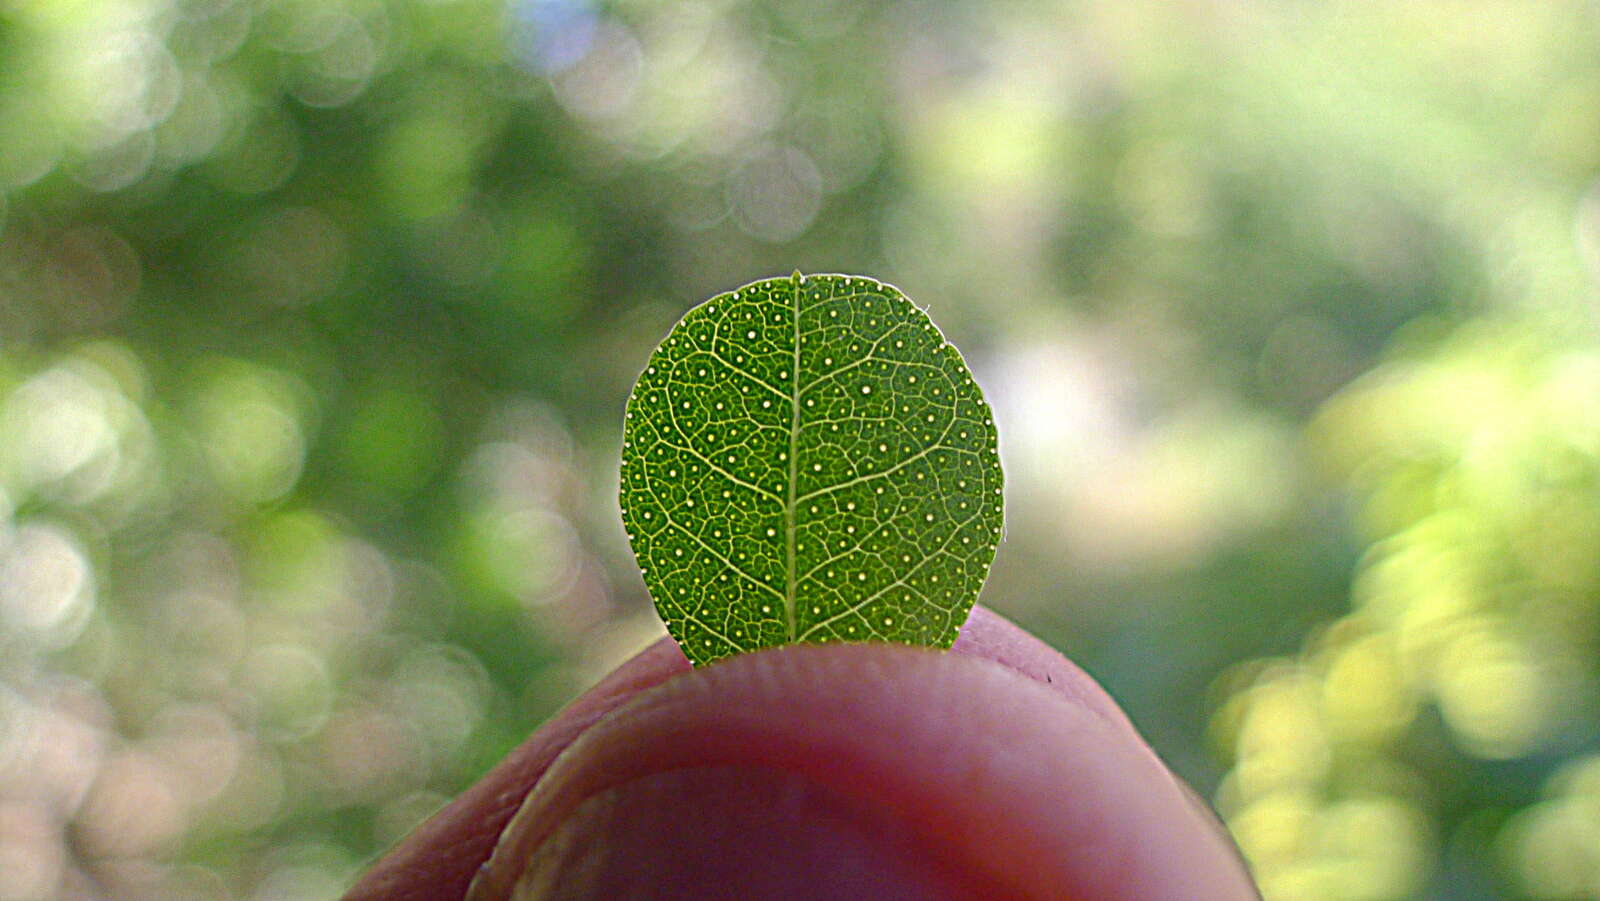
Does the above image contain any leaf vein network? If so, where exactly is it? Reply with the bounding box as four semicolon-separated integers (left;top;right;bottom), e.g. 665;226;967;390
797;510;984;641
659;513;786;603
619;273;1003;665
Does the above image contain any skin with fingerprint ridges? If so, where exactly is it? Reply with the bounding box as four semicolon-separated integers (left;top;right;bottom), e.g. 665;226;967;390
620;273;1003;666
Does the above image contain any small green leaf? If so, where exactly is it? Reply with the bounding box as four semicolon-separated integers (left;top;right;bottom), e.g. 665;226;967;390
619;273;1004;665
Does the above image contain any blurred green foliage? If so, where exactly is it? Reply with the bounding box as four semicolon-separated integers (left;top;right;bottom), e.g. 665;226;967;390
2;1;1599;898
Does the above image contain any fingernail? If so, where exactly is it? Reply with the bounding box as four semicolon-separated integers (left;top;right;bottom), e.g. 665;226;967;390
507;766;988;901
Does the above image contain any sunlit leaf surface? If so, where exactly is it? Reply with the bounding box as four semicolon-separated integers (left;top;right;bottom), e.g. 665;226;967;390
620;274;1003;664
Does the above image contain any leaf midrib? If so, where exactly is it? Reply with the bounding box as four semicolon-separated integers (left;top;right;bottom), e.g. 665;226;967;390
783;275;801;640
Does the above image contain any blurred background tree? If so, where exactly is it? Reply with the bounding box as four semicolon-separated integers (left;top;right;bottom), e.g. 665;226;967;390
1;1;1598;898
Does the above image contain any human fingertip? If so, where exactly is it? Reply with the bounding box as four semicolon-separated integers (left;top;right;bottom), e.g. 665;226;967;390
472;641;1257;901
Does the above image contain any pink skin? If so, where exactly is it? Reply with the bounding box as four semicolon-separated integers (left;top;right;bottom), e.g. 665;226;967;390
344;608;1259;900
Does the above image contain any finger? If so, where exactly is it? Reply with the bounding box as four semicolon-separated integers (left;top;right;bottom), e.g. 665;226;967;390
467;634;1255;900
346;608;1257;900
